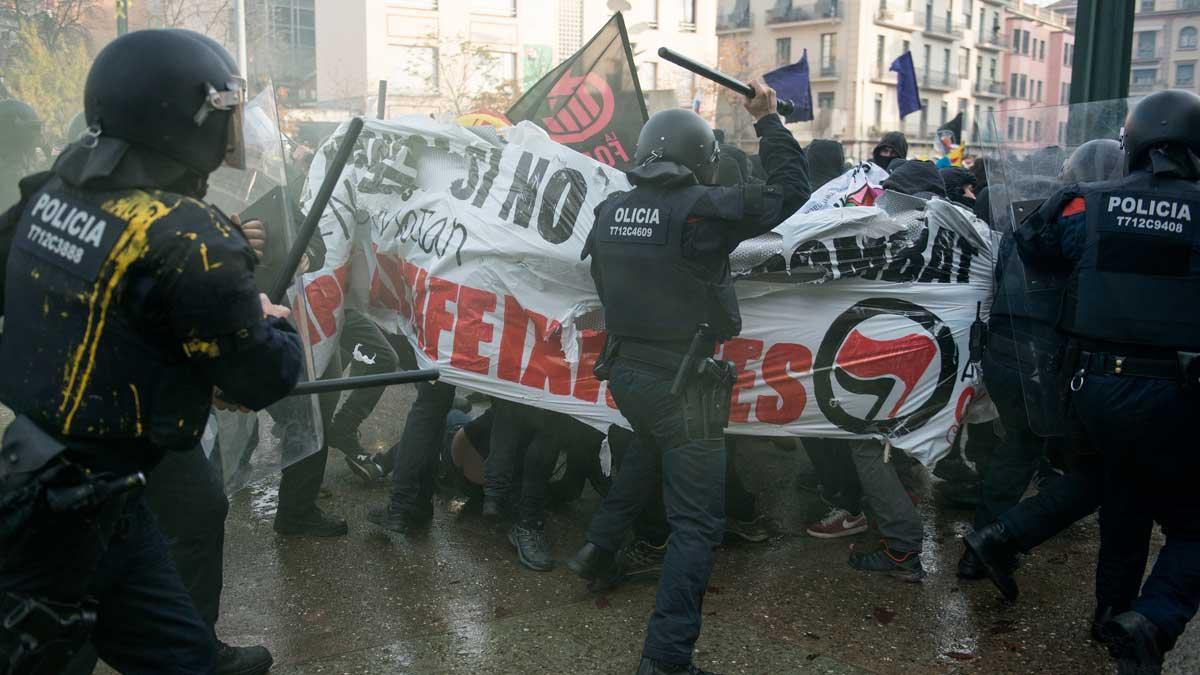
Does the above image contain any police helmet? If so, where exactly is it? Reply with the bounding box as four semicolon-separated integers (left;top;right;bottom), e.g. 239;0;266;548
1120;89;1200;173
0;99;42;159
84;29;247;177
634;108;720;183
1060;139;1122;183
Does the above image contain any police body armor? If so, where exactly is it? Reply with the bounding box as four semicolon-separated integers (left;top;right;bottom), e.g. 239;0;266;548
1061;171;1200;351
0;176;257;452
591;184;740;342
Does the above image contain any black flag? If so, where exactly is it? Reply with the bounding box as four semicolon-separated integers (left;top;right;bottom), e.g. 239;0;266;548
938;112;964;145
507;13;648;170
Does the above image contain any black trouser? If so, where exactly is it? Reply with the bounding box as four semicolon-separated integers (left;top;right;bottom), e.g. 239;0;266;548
388;380;457;520
277;359;341;521
804;437;862;514
586;358;726;665
2;495;214;674
1072;373;1200;648
143;446;229;631
483;400;567;526
330;309;399;436
631;435;756;546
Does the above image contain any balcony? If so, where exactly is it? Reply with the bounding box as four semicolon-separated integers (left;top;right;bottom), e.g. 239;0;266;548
874;7;916;29
973;79;1005;97
977;30;1009;50
766;0;841;26
916;12;963;40
920;69;962;91
1130;77;1166;93
815;62;838;78
716;1;752;32
1132;46;1166;63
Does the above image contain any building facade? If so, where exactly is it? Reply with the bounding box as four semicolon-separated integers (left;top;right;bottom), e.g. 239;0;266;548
715;0;1072;159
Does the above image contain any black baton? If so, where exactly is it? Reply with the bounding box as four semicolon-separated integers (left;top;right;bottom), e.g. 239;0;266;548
287;369;440;396
658;47;796;118
268;116;366;303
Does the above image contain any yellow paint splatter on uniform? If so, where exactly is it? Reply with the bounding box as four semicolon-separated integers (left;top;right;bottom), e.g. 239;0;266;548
59;191;180;434
30;269;39;280
182;338;221;358
129;383;143;435
178;231;198;240
200;243;211;271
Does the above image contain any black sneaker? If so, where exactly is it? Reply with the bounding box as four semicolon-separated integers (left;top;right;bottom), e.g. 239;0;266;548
273;507;348;538
725;513;772;543
617;538;668;579
635;656;720;674
343;452;384;484
509;522;555;572
367;507;430;535
848;541;926;582
215;640;273;675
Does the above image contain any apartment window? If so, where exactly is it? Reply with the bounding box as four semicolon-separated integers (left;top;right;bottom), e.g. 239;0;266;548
776;38;792;66
1007;116;1015;140
1137;31;1157;59
1064;43;1073;67
391;46;438;95
1178;63;1195;86
1181;27;1198;50
877;35;886;72
903;39;911;54
875;93;883;127
1019;74;1027;98
649;0;659;27
963;0;972;29
940;100;948;125
680;0;696;28
1010;73;1018;96
920;98;929;133
818;92;835;109
1034;120;1041;142
943;47;951;76
973;103;981;135
959;47;970;75
1140;0;1154;10
1059;120;1067;144
1039;40;1045;61
472;0;516;15
1016;116;1025;139
820;33;836;73
1012;29;1021;53
638;61;658;89
1132;68;1158;85
989;57;997;80
1036;80;1043;101
923;44;932;76
975;58;982;85
1022;31;1030;55
485;51;518;84
1061;81;1070;104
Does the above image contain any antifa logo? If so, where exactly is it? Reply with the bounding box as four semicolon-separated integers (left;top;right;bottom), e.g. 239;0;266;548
813;298;958;436
542;72;615;145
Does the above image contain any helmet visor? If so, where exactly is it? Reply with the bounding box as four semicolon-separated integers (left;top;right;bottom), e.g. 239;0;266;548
194;76;248;169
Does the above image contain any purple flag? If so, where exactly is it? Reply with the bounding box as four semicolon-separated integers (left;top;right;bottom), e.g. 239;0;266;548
889;52;922;119
764;49;813;123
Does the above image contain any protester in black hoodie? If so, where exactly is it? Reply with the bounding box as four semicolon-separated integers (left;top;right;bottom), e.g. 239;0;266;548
806;139;846;190
881;159;945;198
940;166;978;208
871;131;909;169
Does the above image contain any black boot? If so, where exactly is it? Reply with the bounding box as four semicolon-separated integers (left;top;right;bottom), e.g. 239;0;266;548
273;506;348;538
567;542;618;581
1105;611;1166;675
367;506;431;535
215;640;273;675
956;545;988;580
963;521;1019;602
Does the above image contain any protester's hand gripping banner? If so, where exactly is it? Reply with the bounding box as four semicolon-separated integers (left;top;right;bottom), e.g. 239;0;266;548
297;117;995;465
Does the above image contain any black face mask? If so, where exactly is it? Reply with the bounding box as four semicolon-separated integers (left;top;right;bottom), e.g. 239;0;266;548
873;149;896;168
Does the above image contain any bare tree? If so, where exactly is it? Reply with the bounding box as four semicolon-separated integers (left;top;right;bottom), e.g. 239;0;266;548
5;0;102;49
150;0;233;36
394;33;521;119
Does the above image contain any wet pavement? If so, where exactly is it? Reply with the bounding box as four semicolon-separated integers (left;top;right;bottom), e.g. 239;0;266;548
196;387;1198;675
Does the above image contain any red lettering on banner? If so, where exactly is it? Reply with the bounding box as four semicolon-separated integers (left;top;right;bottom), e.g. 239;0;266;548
572;330;606;403
721;338;764;423
403;263;429;346
305;265;350;344
370;250;405;313
423;276;460;359
519;315;572;396
451;286;496;374
756;342;812;424
498;295;527;382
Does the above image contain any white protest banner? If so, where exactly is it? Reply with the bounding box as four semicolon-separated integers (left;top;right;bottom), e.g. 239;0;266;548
295;118;995;464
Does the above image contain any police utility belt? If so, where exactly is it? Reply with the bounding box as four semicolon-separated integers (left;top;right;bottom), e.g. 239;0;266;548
1071;345;1200;391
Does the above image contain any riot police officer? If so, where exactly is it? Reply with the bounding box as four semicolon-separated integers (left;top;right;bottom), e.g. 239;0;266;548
0;29;302;673
567;79;810;675
1006;90;1200;674
0;99;43;210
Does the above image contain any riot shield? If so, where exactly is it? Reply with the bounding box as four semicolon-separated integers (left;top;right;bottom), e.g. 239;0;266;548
983;99;1129;436
204;84;323;494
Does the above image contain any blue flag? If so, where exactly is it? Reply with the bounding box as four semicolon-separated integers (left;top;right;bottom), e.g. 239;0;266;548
889;51;922;119
763;49;813;123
